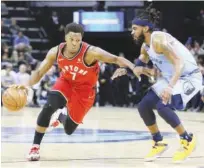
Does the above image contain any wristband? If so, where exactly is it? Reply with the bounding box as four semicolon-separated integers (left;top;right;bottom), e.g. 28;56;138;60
135;59;146;67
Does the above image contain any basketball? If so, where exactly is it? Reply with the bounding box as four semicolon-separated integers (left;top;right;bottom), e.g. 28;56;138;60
2;87;27;112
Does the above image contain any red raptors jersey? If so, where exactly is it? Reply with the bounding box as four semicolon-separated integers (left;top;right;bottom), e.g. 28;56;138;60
56;42;99;90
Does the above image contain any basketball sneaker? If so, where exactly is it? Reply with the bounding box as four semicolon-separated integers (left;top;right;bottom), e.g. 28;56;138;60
145;140;168;161
47;107;67;132
173;133;196;162
27;145;40;161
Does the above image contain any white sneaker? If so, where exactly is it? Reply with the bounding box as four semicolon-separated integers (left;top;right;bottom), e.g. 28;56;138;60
47;107;67;132
27;145;40;161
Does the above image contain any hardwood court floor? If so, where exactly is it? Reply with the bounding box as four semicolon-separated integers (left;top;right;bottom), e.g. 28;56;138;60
1;106;204;168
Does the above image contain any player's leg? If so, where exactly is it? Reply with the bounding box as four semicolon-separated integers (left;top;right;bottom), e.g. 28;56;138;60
47;106;79;135
27;91;66;161
58;107;79;135
49;91;95;135
137;89;168;161
156;99;195;162
155;72;203;162
156;100;192;139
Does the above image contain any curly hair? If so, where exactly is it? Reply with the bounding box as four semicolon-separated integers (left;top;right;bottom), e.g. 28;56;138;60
136;4;161;31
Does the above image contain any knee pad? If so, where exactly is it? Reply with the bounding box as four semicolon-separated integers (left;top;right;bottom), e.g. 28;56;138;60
37;92;67;127
156;101;181;128
37;102;57;127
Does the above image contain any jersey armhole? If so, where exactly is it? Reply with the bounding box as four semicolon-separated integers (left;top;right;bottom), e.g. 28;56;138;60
83;45;98;67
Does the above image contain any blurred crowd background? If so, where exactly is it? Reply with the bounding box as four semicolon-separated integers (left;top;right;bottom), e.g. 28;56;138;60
1;1;204;112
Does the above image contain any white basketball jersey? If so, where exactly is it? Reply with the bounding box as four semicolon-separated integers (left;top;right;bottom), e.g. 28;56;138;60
144;31;199;81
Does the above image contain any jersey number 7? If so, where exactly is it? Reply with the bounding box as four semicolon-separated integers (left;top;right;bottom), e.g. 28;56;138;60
70;72;76;80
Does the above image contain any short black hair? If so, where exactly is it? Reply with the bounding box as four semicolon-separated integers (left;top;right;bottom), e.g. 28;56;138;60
64;22;84;37
134;4;161;32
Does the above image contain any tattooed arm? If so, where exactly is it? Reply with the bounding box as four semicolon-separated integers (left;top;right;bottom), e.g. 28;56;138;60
152;33;184;88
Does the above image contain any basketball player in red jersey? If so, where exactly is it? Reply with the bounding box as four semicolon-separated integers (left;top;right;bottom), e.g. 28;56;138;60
11;23;154;161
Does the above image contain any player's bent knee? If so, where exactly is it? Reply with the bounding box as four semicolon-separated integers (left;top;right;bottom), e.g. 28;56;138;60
138;100;151;118
63;117;78;135
137;99;156;126
64;124;78;135
64;128;75;135
138;90;159;116
37;92;67;127
37;102;57;127
138;101;147;113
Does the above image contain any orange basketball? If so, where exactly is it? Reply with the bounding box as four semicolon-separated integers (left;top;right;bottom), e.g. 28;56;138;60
2;87;27;112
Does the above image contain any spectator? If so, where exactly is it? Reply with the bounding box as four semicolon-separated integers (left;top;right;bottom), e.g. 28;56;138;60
190;41;204;58
16;64;30;85
1;20;10;38
1;43;12;65
188;55;204;112
99;63;115;106
2;52;11;65
1;42;11;55
37;66;57;106
185;37;193;50
1;64;17;89
46;11;64;46
1;2;8;16
9;18;20;37
42;66;58;90
16;52;28;65
13;31;32;52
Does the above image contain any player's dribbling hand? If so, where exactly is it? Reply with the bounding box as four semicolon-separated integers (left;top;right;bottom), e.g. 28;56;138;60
9;84;33;103
111;68;127;80
9;84;27;90
9;84;29;94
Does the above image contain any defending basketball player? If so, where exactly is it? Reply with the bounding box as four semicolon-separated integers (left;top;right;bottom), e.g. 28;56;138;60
10;23;154;161
112;5;203;162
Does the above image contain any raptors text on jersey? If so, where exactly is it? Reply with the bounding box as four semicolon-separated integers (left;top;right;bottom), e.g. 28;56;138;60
56;42;99;90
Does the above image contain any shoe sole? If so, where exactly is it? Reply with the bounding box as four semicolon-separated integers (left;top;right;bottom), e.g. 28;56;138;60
173;145;196;163
145;145;169;162
27;156;40;161
173;135;197;163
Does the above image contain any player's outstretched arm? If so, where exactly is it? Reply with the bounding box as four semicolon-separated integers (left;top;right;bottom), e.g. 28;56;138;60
88;46;152;80
110;45;156;80
28;46;58;86
88;46;135;70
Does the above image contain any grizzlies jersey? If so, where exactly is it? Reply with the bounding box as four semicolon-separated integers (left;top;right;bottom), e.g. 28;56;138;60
144;31;199;81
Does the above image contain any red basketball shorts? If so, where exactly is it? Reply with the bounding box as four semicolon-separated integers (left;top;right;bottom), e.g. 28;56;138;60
52;77;95;124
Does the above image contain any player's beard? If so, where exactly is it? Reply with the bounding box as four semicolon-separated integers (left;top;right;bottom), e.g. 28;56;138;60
134;33;145;46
